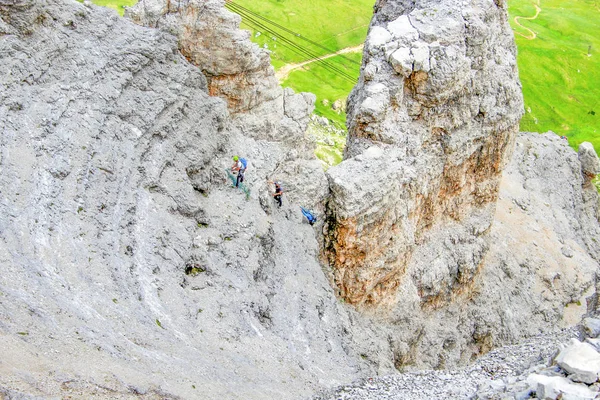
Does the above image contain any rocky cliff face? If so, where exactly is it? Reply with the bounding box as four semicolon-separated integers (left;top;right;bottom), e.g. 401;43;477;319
1;0;599;397
326;131;600;372
0;1;374;398
127;0;328;210
321;0;600;371
325;0;524;308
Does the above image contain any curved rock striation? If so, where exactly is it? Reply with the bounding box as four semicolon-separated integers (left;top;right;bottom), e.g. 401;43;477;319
325;0;524;308
1;0;600;396
0;1;373;397
127;0;328;213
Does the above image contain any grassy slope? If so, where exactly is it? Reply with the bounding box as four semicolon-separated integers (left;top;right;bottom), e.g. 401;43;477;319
83;0;137;15
508;0;600;152
233;0;373;68
233;0;372;129
281;52;362;169
282;52;362;124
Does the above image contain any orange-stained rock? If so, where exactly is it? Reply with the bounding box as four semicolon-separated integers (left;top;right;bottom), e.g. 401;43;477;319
325;0;524;309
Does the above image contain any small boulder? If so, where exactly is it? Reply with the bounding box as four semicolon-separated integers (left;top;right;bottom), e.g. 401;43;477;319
411;42;430;72
387;15;419;42
555;339;600;384
367;26;392;49
527;374;596;400
578;142;600;176
362;146;384;160
586;338;600;351
389;47;413;77
561;245;574;258
583;318;600;338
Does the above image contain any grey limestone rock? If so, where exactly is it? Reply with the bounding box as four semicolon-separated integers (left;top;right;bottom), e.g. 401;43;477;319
127;0;329;217
322;0;551;371
2;0;600;397
326;0;523;312
528;374;597;400
579;142;600;177
0;0;375;398
323;130;600;371
583;318;600;338
555;339;600;384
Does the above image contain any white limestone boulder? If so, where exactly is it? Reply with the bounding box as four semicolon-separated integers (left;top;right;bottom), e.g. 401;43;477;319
555;339;600;384
387;15;419;42
389;47;413;77
367;26;392;50
527;374;596;400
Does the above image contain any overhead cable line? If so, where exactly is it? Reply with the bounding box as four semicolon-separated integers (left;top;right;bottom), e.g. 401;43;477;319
224;1;358;82
225;0;361;67
225;1;356;78
227;14;357;83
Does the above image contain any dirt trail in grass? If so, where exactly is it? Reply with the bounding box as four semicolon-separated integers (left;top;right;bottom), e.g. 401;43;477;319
513;0;541;40
275;44;364;81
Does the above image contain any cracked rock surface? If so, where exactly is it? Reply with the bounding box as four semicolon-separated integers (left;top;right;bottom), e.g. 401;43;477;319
1;0;599;398
0;1;381;398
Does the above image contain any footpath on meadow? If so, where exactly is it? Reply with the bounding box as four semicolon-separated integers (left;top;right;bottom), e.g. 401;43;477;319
275;44;364;81
513;0;541;40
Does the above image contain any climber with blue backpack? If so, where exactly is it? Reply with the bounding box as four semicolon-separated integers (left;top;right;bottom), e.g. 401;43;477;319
231;155;248;188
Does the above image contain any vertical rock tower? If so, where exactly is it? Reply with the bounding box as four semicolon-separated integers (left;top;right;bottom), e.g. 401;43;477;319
325;0;524;308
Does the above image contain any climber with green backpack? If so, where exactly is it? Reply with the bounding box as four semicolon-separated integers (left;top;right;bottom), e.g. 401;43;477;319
231;155;248;188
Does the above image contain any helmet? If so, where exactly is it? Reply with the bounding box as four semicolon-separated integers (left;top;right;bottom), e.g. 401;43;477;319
233;155;239;161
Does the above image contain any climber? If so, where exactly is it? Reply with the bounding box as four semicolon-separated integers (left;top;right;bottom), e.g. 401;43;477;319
231;155;248;188
300;206;316;226
270;181;283;207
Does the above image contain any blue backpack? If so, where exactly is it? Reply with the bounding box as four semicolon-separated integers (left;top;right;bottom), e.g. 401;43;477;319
300;207;316;225
240;158;248;169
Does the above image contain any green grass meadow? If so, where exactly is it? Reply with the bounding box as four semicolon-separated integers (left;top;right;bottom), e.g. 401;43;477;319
232;0;373;68
282;52;362;123
232;0;372;130
78;0;137;15
508;0;600;152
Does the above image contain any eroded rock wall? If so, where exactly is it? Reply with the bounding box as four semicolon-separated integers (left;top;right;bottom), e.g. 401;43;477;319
127;0;278;116
0;1;374;397
321;0;600;371
325;0;524;309
127;0;328;213
348;133;600;371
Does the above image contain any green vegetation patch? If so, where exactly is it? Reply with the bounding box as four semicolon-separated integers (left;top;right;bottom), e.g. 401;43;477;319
232;0;372;67
232;0;372;166
185;264;206;276
282;52;361;125
80;0;138;16
508;0;600;153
